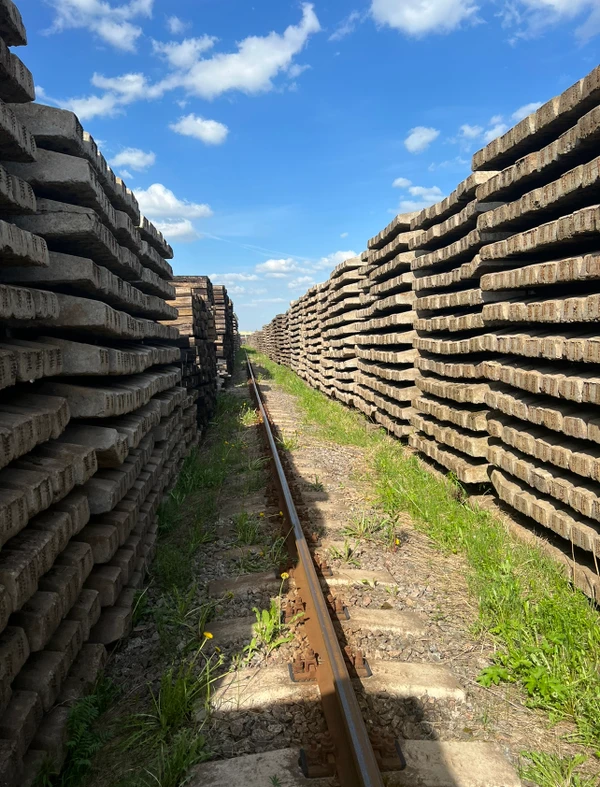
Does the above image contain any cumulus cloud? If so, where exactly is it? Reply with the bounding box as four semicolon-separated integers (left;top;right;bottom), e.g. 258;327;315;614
45;0;154;51
370;0;478;36
154;219;199;242
152;36;217;69
109;147;155;171
511;101;543;122
179;4;320;99
329;10;363;41
166;15;188;35
209;272;259;283
255;258;299;277
169;114;229;144
134;183;213;219
459;123;483;139
289;275;315;288
483;121;509;142
312;250;357;271
392;180;443;212
501;0;600;41
404;126;440;153
392;176;412;188
54;5;320;120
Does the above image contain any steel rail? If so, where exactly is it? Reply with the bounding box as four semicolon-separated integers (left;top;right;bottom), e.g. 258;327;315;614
246;353;385;787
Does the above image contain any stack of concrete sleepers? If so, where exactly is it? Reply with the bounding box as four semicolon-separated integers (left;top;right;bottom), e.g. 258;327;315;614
166;277;218;429
271;312;289;366
321;256;365;406
472;66;600;599
300;286;319;385
288;296;304;380
408;172;511;482
0;14;194;777
213;285;235;380
352;215;419;438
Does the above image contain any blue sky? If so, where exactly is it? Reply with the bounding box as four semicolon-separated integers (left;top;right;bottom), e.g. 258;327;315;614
17;0;600;330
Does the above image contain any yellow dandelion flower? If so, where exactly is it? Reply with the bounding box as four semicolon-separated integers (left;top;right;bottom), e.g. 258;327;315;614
279;511;284;517
281;572;289;580
395;538;400;546
203;631;213;639
259;512;265;518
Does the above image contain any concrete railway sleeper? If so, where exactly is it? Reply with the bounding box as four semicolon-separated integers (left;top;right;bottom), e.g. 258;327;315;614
191;356;522;787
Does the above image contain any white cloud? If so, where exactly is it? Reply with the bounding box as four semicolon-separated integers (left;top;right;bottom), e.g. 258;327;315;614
370;0;478;36
511;101;543;122
409;185;443;201
392;176;412;188
340;232;349;238
484;122;509;142
501;0;600;41
312;250;357;271
54;5;321;122
152;36;217;69
169;114;229;145
134;183;213;219
459;123;483;139
392;180;443;212
288;63;311;78
240;297;289;308
61;92;122;121
329;10;363;41
166;15;188;35
45;0;153;51
154;219;199;242
255;258;299;277
209;272;259;283
404;126;440;153
119;169;133;178
289;275;315;288
180;3;320;99
109;147;155;171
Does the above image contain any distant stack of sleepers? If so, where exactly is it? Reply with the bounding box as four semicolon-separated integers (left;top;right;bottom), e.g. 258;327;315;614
213;284;235;380
409;174;504;481
0;1;236;781
351;215;419;438
321;256;366;407
166;276;218;429
251;64;600;604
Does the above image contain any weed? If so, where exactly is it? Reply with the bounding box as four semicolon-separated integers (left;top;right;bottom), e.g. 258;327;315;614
125;644;221;750
239;403;259;427
269;777;283;787
37;678;118;786
138;729;211;787
132;587;150;626
233;511;262;545
276;431;300;451
519;751;597;787
384;585;401;598
343;511;396;548
244;574;302;659
235;536;287;574
309;475;325;492
328;540;360;567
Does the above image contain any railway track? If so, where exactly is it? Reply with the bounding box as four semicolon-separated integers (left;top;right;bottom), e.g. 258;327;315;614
190;356;522;787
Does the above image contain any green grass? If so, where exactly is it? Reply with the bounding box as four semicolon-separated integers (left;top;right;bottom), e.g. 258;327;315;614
35;679;119;787
519;751;598;787
246;348;600;749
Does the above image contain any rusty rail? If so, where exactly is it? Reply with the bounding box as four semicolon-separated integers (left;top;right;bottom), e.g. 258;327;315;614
246;353;385;787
